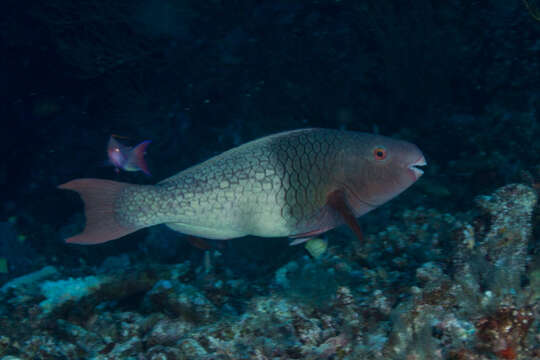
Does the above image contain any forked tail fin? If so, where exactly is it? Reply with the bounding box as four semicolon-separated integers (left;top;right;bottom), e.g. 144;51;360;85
58;179;141;245
129;140;152;175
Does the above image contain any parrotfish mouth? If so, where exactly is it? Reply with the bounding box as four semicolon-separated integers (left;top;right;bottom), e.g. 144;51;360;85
408;155;427;179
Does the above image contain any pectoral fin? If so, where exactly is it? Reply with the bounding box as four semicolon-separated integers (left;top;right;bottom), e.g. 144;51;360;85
326;189;364;242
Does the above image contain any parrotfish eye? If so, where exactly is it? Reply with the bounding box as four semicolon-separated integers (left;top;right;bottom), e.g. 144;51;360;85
373;146;387;161
114;148;120;152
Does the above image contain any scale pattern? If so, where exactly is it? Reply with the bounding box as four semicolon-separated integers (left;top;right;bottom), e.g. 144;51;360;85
115;129;343;238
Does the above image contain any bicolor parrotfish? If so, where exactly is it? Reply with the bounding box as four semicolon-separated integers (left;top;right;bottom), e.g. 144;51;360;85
107;136;151;175
59;128;426;245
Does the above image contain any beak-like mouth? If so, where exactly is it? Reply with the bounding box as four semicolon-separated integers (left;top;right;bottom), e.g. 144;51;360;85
408;155;427;179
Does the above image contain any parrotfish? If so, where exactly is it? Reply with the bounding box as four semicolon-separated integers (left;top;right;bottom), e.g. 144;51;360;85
59;128;426;245
107;136;152;175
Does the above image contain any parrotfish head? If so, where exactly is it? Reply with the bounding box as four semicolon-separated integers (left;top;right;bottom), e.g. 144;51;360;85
340;134;426;210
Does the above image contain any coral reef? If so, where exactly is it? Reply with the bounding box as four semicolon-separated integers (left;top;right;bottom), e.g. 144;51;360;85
0;184;538;359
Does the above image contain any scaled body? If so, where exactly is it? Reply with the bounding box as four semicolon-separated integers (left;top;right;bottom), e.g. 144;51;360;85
59;129;425;245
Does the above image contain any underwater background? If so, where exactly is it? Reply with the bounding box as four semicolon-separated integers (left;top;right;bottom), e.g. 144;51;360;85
1;0;540;359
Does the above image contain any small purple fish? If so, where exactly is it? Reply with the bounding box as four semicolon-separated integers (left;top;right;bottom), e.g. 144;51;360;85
107;136;151;175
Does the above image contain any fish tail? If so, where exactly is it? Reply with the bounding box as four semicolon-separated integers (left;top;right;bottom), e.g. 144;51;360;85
58;179;141;245
130;140;152;175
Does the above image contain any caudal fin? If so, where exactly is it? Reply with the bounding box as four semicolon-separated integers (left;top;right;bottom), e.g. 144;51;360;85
130;140;151;175
58;179;141;245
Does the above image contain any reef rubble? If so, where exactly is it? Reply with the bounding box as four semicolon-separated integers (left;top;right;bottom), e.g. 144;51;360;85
0;183;538;359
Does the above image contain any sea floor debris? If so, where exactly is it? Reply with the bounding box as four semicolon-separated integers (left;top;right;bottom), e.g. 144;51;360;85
0;184;538;359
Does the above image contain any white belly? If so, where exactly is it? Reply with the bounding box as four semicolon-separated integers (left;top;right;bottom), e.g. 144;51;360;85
165;191;291;240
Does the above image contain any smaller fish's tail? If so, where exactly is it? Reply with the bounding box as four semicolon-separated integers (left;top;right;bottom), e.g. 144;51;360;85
129;140;152;175
58;179;141;245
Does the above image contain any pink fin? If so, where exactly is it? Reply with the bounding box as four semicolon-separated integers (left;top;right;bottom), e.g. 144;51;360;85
290;226;329;240
129;140;151;175
58;179;140;245
290;189;365;242
326;189;364;242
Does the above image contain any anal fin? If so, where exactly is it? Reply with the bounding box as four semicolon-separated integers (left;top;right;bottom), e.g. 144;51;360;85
289;237;313;246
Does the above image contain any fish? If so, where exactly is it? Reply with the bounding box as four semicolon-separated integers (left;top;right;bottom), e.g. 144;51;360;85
107;136;152;175
58;128;426;245
304;238;328;259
